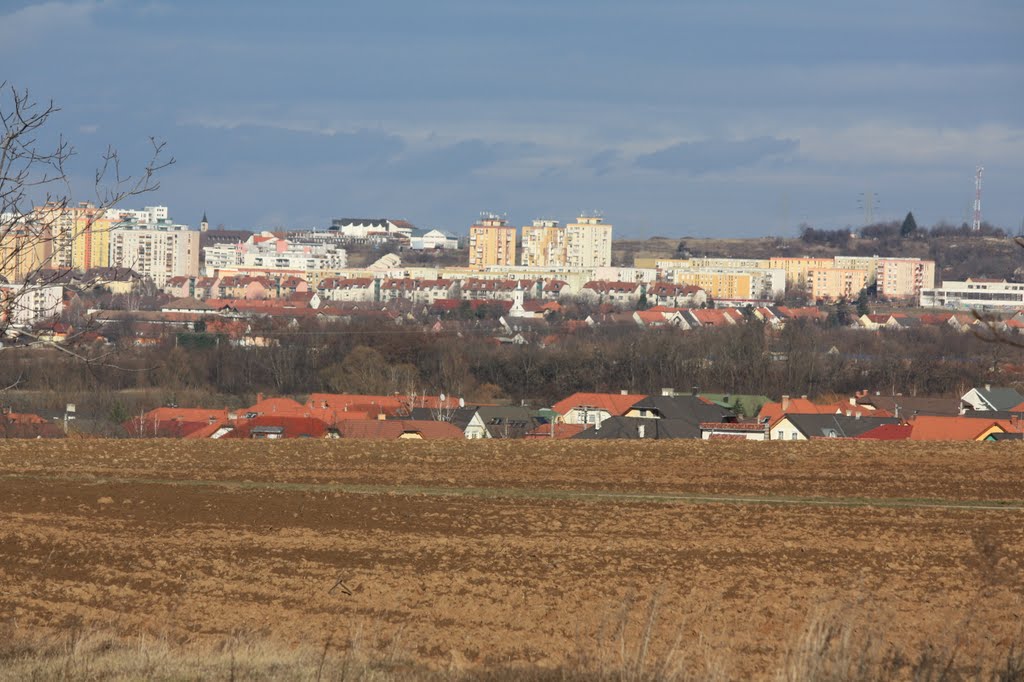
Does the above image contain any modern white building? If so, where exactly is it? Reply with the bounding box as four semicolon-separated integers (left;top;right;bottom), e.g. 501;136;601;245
920;278;1024;310
109;219;200;287
409;228;459;250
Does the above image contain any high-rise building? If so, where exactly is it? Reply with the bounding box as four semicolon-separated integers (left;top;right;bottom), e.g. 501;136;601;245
32;202;113;270
520;219;565;267
468;215;516;269
109;217;200;287
565;215;612;268
0;220;52;282
875;258;936;299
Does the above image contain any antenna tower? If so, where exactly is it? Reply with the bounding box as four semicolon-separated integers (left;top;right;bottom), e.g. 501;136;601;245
972;166;984;231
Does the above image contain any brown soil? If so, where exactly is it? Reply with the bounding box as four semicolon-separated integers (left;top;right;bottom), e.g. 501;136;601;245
1;440;1023;678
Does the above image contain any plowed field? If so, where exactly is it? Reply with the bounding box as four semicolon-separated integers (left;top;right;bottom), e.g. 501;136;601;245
1;439;1023;678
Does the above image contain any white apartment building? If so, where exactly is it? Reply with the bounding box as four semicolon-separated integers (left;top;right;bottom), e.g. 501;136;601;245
920;279;1024;310
203;232;347;277
565;215;613;268
109;220;200;287
0;283;64;327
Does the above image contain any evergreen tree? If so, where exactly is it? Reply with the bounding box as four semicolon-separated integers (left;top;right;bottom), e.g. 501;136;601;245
900;211;918;237
855;288;870;317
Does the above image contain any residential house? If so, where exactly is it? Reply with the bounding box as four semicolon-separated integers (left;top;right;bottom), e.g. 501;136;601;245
961;385;1024;412
552;392;647;425
769;414;900;440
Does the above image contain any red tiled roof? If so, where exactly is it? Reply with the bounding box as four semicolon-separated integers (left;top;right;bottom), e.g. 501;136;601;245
335;419;464;439
908;416;1016;441
856;423;913;440
551;392;646;417
223;416;330;439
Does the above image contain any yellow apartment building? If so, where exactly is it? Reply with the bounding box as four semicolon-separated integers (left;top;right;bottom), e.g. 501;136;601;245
0;224;53;282
768;257;835;288
32;202;112;270
468;216;516;269
806;267;870;301
672;270;753;300
521;219;565;267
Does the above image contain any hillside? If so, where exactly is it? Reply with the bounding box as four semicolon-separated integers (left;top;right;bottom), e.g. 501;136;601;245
615;233;1022;281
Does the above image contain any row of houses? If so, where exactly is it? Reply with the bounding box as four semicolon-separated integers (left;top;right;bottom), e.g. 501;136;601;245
7;383;1018;442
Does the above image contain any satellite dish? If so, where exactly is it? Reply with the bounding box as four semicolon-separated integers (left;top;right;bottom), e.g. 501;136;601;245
459;397;465;408
439;393;446;403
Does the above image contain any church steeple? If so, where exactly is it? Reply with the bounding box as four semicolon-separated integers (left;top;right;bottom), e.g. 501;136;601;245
200;211;209;232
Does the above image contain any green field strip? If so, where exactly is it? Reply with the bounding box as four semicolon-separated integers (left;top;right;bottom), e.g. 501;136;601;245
3;472;1024;511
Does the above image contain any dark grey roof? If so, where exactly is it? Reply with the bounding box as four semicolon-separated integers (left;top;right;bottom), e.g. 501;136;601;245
784;414;901;439
475;406;544;439
859;396;960;417
406;407;478;433
975;387;1024;411
573;417;701;440
628;395;731;426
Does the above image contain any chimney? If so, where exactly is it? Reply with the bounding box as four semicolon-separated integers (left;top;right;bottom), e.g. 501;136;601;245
846;410;851;417
985;383;992;392
855;412;861;420
256;392;264;403
849;397;856;406
377;412;386;421
801;394;808;400
782;395;790;411
620;390;628;395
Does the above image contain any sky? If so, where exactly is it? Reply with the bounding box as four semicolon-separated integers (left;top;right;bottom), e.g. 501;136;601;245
3;0;1023;237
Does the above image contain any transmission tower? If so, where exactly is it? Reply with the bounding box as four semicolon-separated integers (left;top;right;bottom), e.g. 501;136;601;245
857;191;878;226
972;166;984;231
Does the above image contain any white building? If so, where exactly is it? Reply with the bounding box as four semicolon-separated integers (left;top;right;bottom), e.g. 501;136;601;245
565;215;613;268
409;229;459;250
0;283;63;327
203;232;347;277
920;278;1024;310
329;218;415;241
109;219;200;287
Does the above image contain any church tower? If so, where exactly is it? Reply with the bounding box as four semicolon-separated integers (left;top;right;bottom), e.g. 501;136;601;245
200;211;209;232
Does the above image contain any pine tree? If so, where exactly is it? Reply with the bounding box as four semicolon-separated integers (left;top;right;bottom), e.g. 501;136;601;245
900;211;918;237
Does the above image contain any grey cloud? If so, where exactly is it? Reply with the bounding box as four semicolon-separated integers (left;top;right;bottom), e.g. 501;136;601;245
585;149;622;176
386;139;540;180
635;136;799;174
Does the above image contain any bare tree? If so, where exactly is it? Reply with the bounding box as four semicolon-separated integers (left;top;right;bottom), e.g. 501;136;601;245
0;83;173;375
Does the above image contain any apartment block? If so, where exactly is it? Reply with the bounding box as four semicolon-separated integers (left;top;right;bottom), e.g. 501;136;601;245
109;219;200;287
768;257;835;288
468;216;516;269
671;270;754;300
565;215;612;268
875;258;936;299
806;268;870;301
520;219;565;267
0;222;52;282
32;202;112;270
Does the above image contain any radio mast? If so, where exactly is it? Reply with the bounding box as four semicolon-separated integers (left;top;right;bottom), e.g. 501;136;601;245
972;166;984;231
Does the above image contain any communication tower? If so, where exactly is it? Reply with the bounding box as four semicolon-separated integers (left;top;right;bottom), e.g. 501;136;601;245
972;166;984;232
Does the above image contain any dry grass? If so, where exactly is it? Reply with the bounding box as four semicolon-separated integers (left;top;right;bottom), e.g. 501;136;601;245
3;612;1023;682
